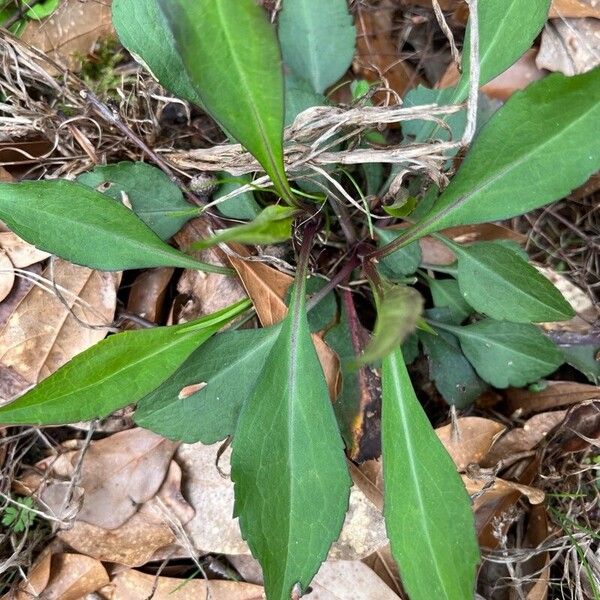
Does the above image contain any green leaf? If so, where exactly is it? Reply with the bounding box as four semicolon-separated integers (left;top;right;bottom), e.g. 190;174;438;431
26;0;59;19
135;326;279;444
404;71;600;241
428;278;473;324
434;319;564;388
78;162;199;240
458;0;551;101
0;180;229;273
0;300;250;425
376;228;422;278
360;283;424;365
112;0;203;106
191;205;296;250
158;0;294;203
278;0;355;94
561;344;600;385
284;73;327;126
419;328;487;408
214;174;262;220
450;241;574;323
382;346;479;599
404;0;550;142
231;280;351;600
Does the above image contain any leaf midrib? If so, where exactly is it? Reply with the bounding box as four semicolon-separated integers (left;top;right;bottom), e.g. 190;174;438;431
387;352;451;598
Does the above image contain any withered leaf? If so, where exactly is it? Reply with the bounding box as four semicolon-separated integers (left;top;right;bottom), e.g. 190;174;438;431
0;259;119;390
0;250;14;303
0;231;50;268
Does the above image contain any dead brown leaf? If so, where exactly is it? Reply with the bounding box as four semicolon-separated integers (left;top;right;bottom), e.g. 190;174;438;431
125;267;174;325
0;250;14;303
1;548;52;600
436;417;506;471
229;254;340;399
0;231;51;268
464;474;545;505
551;400;600;454
21;0;114;72
523;505;551;600
536;18;600;75
483;411;568;467
362;545;403;597
177;442;387;560
550;0;600;18
505;381;600;417
38;553;109;600
59;461;194;566
75;428;179;529
0;259;119;393
353;2;422;100
100;569;264;600
228;554;401;600
174;219;246;322
0;263;41;330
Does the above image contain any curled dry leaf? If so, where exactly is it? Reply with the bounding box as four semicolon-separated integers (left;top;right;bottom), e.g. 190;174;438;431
353;1;422;99
177;442;387;560
75;428;179;529
59;461;195;566
1;548;52;600
464;474;545;505
21;0;113;72
435;417;506;471
506;381;600;417
228;253;341;399
126;267;174;325
174;220;246;323
0;231;51;268
100;569;264;600
0;250;15;303
483;410;568;467
524;505;551;600
26;553;109;600
0;259;119;394
536;18;600;75
229;554;401;600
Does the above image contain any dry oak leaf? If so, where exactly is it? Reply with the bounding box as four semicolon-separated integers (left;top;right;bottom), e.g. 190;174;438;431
483;410;568;467
99;569;264;600
505;381;600;417
228;254;340;399
0;259;119;397
174;219;246;323
177;442;387;560
59;461;194;567
550;0;600;18
435;417;506;471
0;231;51;268
21;0;114;72
536;18;600;75
228;554;401;600
0;250;15;304
3;552;110;600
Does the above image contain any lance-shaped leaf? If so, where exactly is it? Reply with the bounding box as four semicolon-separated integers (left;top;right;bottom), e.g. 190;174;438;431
449;241;574;323
135;326;280;444
404;0;551;142
376;227;422;277
360;283;424;365
112;0;203;107
396;70;600;248
158;0;294;203
432;319;564;388
278;0;356;94
191;206;297;250
231;280;351;600
0;181;229;273
0;300;251;425
428;277;473;324
78;162;200;240
382;346;479;599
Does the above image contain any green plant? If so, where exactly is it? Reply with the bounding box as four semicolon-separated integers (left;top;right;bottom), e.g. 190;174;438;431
1;496;36;534
0;1;598;599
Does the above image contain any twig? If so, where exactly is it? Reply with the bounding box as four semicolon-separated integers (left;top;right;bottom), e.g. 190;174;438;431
432;0;460;68
462;0;480;146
